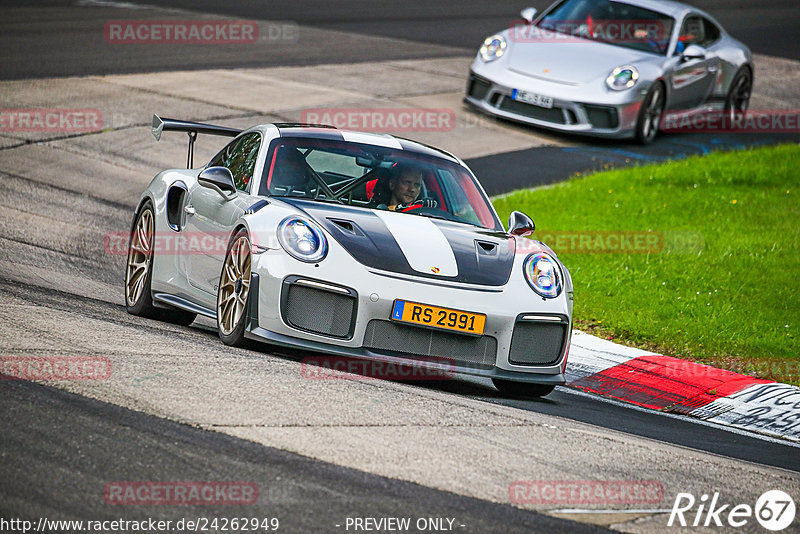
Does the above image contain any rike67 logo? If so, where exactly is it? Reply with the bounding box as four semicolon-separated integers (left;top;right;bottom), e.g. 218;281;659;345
669;490;795;531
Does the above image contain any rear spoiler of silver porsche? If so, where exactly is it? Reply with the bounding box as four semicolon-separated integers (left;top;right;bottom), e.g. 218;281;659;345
151;114;242;168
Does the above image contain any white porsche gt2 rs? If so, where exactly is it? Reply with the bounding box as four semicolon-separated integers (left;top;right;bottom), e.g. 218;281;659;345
125;115;573;397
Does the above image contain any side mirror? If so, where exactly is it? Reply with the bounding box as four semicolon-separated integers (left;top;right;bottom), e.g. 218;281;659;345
198;166;237;200
681;44;706;61
508;211;535;237
520;7;537;23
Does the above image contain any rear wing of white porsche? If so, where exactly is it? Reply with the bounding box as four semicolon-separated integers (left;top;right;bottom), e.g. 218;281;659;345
152;114;242;168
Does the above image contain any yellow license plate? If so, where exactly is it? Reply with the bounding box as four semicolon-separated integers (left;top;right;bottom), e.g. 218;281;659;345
391;300;486;336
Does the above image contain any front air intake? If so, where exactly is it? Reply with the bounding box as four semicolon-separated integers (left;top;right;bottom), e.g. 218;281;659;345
281;278;357;339
508;316;569;366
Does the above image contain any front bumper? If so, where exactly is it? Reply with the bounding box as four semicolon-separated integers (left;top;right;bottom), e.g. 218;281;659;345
465;70;644;139
244;246;571;385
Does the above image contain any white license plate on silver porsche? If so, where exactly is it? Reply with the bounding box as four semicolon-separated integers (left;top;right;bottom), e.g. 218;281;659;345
511;89;553;109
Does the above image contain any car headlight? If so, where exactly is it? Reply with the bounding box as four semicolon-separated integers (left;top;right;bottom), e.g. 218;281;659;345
523;253;563;298
479;35;507;62
277;217;328;263
605;65;639;91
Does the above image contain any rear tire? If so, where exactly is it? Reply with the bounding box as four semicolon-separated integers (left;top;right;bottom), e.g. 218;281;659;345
634;81;665;145
492;379;556;398
125;201;197;325
125;201;158;318
724;67;752;126
217;229;253;347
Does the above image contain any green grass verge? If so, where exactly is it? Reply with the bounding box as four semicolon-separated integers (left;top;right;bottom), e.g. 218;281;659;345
493;144;800;384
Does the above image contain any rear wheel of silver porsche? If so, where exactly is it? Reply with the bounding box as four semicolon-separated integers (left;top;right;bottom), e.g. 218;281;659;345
724;67;752;125
217;229;252;347
125;201;196;326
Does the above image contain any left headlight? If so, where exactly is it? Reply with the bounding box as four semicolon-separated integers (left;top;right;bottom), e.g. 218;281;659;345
605;65;639;91
523;253;563;298
479;35;507;62
277;217;328;263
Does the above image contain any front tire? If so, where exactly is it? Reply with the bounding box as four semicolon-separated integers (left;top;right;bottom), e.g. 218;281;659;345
124;201;197;326
217;229;252;347
634;82;665;145
492;379;556;398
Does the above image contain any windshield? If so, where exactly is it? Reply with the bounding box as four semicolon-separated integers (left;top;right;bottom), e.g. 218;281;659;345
537;0;674;55
259;137;501;231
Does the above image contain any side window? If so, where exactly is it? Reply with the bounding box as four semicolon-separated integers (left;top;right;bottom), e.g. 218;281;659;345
678;16;704;47
227;134;261;191
208;139;233;168
207;133;261;192
676;15;719;52
701;17;720;47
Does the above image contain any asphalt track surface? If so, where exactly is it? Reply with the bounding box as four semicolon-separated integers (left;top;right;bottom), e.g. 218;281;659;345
0;0;796;81
0;379;609;534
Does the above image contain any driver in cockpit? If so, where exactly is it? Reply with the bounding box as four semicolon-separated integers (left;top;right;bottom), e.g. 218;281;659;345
375;164;438;212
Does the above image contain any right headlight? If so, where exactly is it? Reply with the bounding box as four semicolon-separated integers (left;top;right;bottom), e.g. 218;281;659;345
605;65;639;91
523;252;563;298
479;35;507;62
277;216;328;263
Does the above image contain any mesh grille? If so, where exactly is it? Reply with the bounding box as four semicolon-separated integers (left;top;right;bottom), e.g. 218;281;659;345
509;321;567;365
498;98;566;124
283;284;355;338
363;320;497;368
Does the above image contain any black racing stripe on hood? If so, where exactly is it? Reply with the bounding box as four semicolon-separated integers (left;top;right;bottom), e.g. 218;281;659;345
438;222;515;286
280;199;515;286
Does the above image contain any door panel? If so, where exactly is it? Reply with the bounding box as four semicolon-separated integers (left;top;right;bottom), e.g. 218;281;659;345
182;132;263;297
669;57;718;109
668;15;721;109
183;185;241;296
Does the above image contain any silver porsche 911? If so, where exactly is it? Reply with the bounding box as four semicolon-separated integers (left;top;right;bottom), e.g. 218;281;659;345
125;115;573;397
465;0;753;143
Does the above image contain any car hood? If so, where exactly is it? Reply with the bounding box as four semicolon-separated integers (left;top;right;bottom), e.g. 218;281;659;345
281;199;517;287
507;38;651;86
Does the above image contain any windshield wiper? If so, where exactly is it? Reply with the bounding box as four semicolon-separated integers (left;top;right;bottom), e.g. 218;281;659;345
417;212;483;228
416;212;449;221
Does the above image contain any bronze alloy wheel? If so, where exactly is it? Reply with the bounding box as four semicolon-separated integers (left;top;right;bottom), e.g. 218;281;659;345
126;206;154;307
125;201;196;325
217;233;252;337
